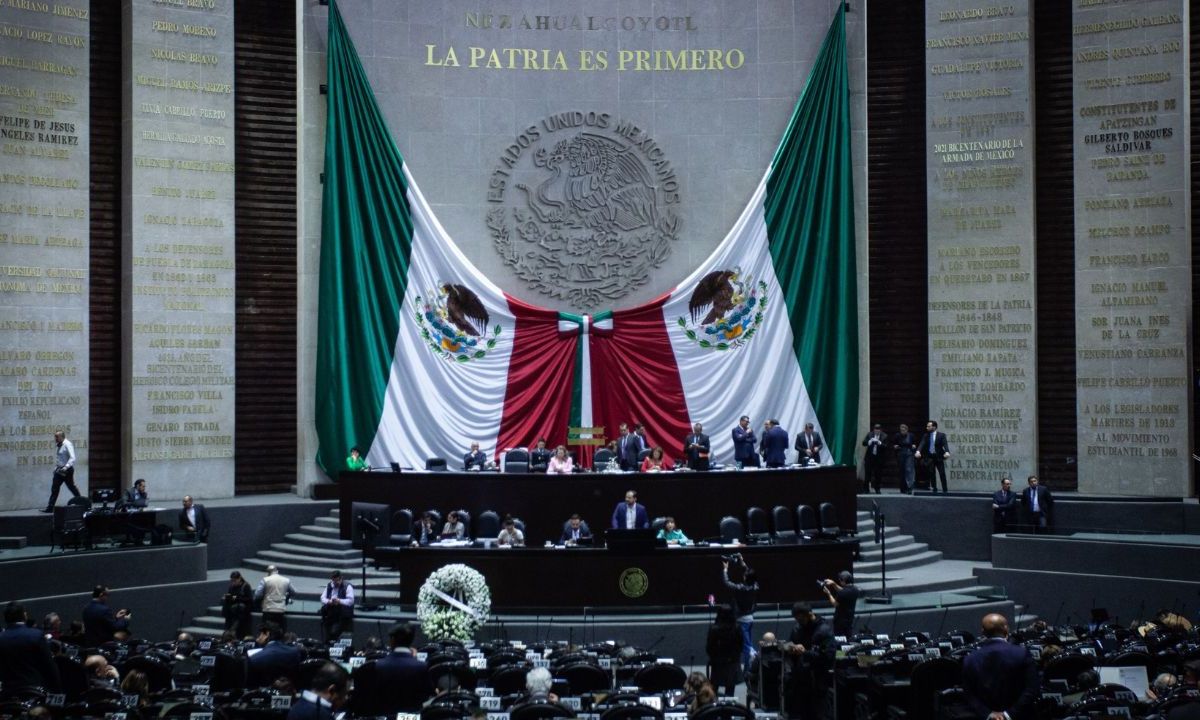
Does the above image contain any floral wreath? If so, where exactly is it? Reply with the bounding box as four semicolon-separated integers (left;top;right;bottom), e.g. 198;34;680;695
417;564;491;642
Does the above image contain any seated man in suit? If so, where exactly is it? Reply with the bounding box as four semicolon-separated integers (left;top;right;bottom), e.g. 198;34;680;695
374;622;434;712
123;478;149;508
961;613;1038;720
248;622;303;689
463;442;488;471
529;438;553;473
611;489;649;529
794;423;824;465
991;478;1018;533
560;514;592;544
413;512;436;547
178;495;211;542
288;660;348;720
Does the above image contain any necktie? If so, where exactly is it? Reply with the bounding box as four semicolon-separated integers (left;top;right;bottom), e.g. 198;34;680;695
1031;489;1039;512
929;434;935;453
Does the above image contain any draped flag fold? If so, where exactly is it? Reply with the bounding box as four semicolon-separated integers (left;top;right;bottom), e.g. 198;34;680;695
316;2;857;472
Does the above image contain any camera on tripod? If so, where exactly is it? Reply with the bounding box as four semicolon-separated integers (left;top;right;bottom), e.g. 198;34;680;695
721;553;743;565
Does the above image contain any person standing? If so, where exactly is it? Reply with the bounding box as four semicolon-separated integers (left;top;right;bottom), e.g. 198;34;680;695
820;571;860;636
320;570;354;641
761;419;789;468
255;564;294;631
374;622;434;712
784;603;834;720
795;423;824;465
861;424;887;494
616;423;633;470
82;586;130;645
992;477;1018;533
706;606;743;697
178;495;211;542
683;422;711;471
43;430;81;512
0;602;61;693
222;571;254;639
731;416;759;468
915;420;951;492
961;613;1038;720
1021;475;1052;533
722;557;759;672
892;423;916;494
611;489;649;529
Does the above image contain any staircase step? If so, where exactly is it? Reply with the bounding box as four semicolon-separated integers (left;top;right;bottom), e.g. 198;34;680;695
856;575;978;594
314;516;340;529
853;549;944;574
285;532;353;548
270;542;361;559
257;549;365;567
243;557;399;580
298;524;341;537
0;536;28;549
854;524;904;539
858;541;929;562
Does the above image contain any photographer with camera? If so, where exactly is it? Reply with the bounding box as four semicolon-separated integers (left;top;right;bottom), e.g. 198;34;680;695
783;602;834;720
820;570;860;636
721;554;759;672
222;570;253;639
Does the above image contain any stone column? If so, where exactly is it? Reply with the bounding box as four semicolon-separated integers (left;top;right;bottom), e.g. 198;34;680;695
122;0;235;499
925;2;1038;491
1073;1;1192;496
0;1;91;511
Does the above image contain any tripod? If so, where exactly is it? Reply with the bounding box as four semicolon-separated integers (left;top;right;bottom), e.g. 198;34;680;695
355;513;386;611
865;501;891;604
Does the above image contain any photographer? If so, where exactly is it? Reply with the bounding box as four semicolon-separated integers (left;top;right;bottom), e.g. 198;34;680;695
820;570;860;636
721;554;759;672
783;603;834;720
222;570;253;639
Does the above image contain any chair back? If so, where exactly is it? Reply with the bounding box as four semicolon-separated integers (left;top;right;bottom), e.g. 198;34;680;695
488;664;532;696
719;516;743;544
505;449;530;468
638;448;653;462
772;505;796;537
650;517;667;534
476;511;501;540
633;662;687;693
907;657;962;719
426;457;448;471
599;703;664;720
556;662;610;694
688;701;755;720
510;700;576;720
745;507;769;536
797;505;819;535
53;655;88;701
594;448;615;465
506;461;530;474
818;502;840;535
67;496;92;509
390;508;414;544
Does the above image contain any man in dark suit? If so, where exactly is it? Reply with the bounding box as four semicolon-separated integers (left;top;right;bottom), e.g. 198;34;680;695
794;423;824;465
248;622;303;687
529;438;552;472
560;514;592;543
1021;475;1052;533
123;478;148;508
961;613;1038;720
731;416;759;468
683;422;711;471
892;423;917;493
761;419;789;468
611;489;649;529
463;442;487;471
82;586;129;645
861;423;887;494
287;660;348;720
784;602;834;720
615;423;633;470
622;423;647;469
915;420;951;492
374;622;434;712
0;602;60;692
178;495;210;542
992;477;1018;533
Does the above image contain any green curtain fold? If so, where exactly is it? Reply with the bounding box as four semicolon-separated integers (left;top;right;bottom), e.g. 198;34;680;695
765;5;859;466
315;0;415;474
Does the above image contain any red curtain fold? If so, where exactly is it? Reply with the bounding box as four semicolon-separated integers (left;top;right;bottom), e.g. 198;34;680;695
496;295;578;457
590;296;692;465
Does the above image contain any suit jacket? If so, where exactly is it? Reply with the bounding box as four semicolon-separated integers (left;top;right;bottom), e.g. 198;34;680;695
560;520;592;543
123;489;148;508
81;600;128;646
619;434;645;470
178;504;211;541
374;649;434;712
917;431;950;459
731;426;758;462
961;638;1039;720
862;431;887;461
248;640;303;687
762;426;789;467
1021;485;1052;515
795;431;824;458
683;433;710;470
893;431;916;453
0;623;61;691
611;502;649;529
530;448;553;470
463;451;487;470
992;489;1018;524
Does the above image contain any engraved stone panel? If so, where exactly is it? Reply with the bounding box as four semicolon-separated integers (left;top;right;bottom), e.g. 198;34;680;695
1072;0;1191;496
0;1;90;511
123;0;235;499
925;1;1037;491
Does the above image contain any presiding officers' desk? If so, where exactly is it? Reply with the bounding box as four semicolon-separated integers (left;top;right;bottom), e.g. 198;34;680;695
374;542;856;609
336;465;857;544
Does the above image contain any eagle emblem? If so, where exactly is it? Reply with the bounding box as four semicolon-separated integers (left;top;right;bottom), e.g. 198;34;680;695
414;283;502;363
676;269;767;351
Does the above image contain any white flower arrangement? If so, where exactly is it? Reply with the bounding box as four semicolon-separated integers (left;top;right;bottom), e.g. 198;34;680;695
417;564;491;642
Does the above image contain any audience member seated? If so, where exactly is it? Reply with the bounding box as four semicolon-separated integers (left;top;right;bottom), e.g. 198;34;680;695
441;511;466;540
0;602;61;692
530;439;553;473
640;446;673;472
656;516;690;545
288;660;349;720
523;666;557;703
123;478;149;508
178;495;210;542
560;514;592;544
248;622;302;688
498;516;526;547
84;654;120;689
319;571;355;641
375;622;434;712
81;585;130;645
547;445;574;474
415;512;437;546
464;443;488;471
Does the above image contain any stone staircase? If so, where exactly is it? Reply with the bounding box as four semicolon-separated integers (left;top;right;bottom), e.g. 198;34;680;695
851;510;983;595
183;509;400;636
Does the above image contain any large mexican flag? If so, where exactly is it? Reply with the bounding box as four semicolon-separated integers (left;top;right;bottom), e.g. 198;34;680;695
315;0;857;473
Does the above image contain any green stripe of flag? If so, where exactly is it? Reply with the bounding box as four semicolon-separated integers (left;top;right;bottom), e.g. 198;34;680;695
764;5;859;465
315;0;415;474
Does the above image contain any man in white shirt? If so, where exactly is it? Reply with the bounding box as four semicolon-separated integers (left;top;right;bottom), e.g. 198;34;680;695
42;430;81;512
255;564;294;631
178;495;211;542
320;570;355;641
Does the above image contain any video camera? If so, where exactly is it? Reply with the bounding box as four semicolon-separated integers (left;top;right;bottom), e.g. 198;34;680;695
721;553;744;565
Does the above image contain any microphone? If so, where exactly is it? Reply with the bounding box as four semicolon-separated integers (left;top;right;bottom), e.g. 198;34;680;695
1051;601;1065;628
646;635;666;652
